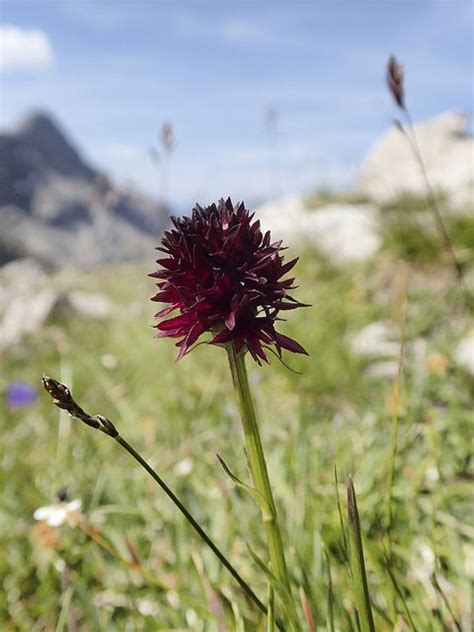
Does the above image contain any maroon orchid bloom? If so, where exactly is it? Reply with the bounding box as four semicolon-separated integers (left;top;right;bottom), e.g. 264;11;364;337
150;198;308;364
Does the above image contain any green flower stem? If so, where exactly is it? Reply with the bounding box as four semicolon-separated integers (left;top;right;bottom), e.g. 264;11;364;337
226;343;293;604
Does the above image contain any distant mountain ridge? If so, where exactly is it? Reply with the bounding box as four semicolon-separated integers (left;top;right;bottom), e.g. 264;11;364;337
0;111;169;266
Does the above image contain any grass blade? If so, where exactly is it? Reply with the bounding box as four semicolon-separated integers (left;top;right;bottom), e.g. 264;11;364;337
298;586;314;632
334;465;348;560
384;276;407;539
324;550;335;632
347;477;375;632
384;558;417;631
267;586;276;632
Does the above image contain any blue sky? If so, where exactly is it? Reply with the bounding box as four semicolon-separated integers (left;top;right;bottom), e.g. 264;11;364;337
1;1;472;210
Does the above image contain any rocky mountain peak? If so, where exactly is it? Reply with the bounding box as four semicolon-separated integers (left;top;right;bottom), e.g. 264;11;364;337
0;110;170;267
13;110;97;181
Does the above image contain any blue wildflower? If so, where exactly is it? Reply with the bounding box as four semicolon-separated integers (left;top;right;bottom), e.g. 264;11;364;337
6;382;38;407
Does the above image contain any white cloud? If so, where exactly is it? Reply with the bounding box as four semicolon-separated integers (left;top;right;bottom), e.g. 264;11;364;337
0;25;54;72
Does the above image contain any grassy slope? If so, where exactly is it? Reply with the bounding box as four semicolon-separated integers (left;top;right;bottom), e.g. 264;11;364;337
1;246;472;631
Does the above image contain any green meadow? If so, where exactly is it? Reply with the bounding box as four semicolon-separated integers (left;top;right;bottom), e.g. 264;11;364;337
1;215;473;630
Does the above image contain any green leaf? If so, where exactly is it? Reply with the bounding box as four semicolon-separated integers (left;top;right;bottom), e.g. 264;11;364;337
217;454;274;522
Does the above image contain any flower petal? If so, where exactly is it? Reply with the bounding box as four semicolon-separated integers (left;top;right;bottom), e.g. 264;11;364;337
274;332;309;355
34;505;55;521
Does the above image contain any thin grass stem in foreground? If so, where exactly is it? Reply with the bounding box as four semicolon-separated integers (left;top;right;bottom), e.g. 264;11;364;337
41;375;280;629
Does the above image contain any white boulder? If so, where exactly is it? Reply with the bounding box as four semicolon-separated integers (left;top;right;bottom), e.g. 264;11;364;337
256;195;380;264
0;259;117;350
350;321;400;358
454;331;474;376
358;111;474;211
349;320;402;380
68;290;114;319
0;259;61;350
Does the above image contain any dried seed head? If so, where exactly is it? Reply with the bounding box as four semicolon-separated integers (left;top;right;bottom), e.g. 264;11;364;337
42;375;78;413
161;122;176;153
387;55;405;109
42;375;118;437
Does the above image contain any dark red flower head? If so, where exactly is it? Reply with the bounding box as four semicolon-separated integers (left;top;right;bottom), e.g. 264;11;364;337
150;198;308;363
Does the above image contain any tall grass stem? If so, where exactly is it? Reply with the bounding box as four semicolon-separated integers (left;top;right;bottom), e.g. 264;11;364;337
401;107;472;308
384;281;407;541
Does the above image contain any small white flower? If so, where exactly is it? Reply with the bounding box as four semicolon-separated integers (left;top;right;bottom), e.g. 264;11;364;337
101;353;118;369
463;544;474;580
54;558;66;573
166;590;180;608
185;609;199;628
419;543;435;572
174;457;193;477
33;499;82;527
137;599;159;616
425;465;440;483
